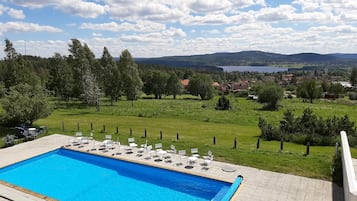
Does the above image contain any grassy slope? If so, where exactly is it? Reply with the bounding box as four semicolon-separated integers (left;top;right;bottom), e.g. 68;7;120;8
29;95;356;180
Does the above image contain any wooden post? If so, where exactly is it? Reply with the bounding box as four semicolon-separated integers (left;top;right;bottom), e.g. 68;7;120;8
62;121;65;132
130;128;132;136
77;122;80;131
213;136;216;145
90;122;93;130
256;137;260;150
233;137;237;149
116;125;119;134
160;130;163;140
144;128;147;138
280;138;284;151
305;142;310;156
176;132;179;140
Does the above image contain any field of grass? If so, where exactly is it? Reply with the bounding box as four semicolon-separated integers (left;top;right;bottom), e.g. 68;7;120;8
2;95;357;180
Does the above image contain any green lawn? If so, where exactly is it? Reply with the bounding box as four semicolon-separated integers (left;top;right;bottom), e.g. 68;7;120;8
3;95;357;180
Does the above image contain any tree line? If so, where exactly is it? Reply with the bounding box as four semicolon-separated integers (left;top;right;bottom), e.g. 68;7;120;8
1;38;356;127
0;39;220;125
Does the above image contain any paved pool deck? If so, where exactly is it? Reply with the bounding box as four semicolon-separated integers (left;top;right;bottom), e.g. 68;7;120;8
0;134;344;201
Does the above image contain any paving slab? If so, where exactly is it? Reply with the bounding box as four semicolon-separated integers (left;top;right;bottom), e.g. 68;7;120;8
0;134;344;201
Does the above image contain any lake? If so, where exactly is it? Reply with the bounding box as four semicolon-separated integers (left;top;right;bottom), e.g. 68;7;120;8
217;66;288;73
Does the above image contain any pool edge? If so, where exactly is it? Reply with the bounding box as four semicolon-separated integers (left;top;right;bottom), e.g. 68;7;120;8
0;180;57;201
1;143;244;201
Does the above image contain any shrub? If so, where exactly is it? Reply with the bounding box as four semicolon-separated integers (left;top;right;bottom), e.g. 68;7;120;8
349;92;357;100
215;95;231;110
331;150;343;186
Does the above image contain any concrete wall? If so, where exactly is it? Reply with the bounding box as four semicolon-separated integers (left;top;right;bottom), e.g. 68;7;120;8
340;131;357;201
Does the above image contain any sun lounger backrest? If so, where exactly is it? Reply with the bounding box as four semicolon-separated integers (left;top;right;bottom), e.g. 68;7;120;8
147;145;152;150
155;143;162;149
178;150;186;156
128;137;135;143
191;148;198;154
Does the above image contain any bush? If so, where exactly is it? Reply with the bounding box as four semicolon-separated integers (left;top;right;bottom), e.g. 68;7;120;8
257;83;284;110
349;92;357;100
259;109;357;146
215;95;230;110
236;91;248;97
331;150;343;186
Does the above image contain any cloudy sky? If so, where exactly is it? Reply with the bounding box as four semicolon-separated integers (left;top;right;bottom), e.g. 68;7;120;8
1;0;357;58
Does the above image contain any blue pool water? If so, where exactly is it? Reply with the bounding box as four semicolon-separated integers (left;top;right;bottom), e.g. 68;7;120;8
0;149;242;201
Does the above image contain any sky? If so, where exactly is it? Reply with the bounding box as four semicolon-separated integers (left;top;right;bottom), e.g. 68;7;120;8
1;0;357;58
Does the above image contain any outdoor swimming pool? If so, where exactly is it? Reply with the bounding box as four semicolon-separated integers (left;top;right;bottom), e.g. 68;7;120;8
0;148;242;201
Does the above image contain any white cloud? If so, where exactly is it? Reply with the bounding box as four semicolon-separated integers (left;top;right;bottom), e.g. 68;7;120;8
58;0;107;18
292;0;320;11
80;21;166;32
120;27;186;43
92;32;102;37
201;29;221;34
188;0;232;13
106;0;185;22
181;14;231;25
255;5;295;22
163;27;187;37
0;21;62;34
255;0;266;7
7;8;25;19
308;25;357;33
292;0;357;21
0;4;6;15
8;0;107;18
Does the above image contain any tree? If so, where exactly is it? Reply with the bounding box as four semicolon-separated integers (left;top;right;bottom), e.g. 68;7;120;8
4;39;17;60
119;49;143;100
3;39;39;88
81;69;101;111
296;79;322;103
215;95;230;110
187;74;214;100
327;82;344;98
67;39;101;105
166;73;183;99
280;109;296;134
100;47;121;105
143;71;168;99
257;83;284;110
258;117;279;141
47;53;74;100
351;67;357;86
1;83;52;125
67;39;87;98
296;108;318;134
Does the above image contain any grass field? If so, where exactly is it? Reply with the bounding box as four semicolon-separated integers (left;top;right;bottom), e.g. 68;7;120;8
2;95;357;180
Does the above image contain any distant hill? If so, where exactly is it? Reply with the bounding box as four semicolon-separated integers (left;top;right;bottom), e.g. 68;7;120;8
330;53;357;60
135;51;357;70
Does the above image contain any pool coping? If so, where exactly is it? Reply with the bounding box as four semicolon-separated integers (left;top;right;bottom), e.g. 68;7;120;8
0;134;243;201
0;134;344;201
0;181;57;201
